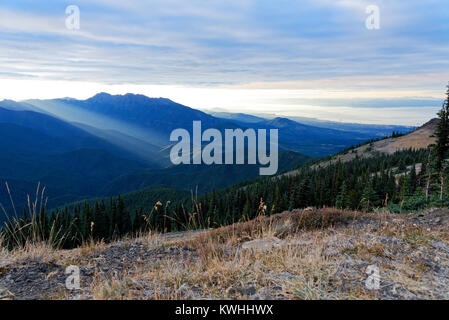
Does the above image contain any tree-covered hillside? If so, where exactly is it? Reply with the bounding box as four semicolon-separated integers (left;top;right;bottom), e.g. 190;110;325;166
2;87;448;250
1;146;436;250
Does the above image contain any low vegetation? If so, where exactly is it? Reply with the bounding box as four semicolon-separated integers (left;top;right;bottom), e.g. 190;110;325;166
1;207;448;300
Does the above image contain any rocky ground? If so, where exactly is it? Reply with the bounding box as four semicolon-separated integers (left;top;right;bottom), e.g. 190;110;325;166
1;208;448;300
0;230;207;299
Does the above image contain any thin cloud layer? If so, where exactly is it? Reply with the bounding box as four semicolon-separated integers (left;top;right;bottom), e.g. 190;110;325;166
0;0;447;124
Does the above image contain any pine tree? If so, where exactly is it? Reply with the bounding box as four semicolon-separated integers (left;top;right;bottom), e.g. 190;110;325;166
271;185;281;214
361;179;376;211
242;199;250;221
335;181;348;209
433;83;449;202
407;164;417;195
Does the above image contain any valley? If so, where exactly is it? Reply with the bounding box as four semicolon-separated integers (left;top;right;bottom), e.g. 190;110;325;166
0;93;410;222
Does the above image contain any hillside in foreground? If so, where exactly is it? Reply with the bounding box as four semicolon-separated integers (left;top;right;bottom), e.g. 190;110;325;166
1;207;448;300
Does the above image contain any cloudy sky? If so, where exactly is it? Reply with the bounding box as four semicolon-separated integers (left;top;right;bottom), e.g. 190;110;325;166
0;0;448;125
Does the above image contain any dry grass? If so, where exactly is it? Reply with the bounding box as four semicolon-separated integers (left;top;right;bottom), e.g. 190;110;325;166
84;208;369;300
0;236;9;267
3;207;449;300
192;207;366;247
0;234;57;268
89;234;342;300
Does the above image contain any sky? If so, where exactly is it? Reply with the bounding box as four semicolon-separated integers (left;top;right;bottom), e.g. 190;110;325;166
0;0;448;125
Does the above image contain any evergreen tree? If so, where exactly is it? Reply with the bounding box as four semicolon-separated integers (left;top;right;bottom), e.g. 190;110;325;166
361;179;376;211
407;164;417;195
335;182;348;209
433;84;449;201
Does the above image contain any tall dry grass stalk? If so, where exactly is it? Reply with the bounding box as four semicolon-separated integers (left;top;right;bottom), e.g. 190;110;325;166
160;190;211;232
0;182;69;251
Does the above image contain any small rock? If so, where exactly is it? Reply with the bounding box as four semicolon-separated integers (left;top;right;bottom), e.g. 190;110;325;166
274;272;295;281
245;285;256;296
241;237;285;252
376;236;402;247
430;241;449;254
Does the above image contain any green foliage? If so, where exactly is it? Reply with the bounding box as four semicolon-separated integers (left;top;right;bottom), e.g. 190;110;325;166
430;83;449;202
0;145;441;250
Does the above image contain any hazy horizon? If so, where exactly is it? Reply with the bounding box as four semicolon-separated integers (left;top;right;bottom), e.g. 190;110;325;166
1;0;448;125
2;91;427;127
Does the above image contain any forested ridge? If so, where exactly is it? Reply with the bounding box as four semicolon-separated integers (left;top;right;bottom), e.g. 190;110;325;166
0;146;437;249
2;86;449;250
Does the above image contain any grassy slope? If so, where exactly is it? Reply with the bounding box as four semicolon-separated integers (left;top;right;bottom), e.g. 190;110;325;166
1;207;448;300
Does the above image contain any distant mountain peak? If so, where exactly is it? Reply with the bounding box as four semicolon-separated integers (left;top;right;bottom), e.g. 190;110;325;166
89;92;112;98
272;116;292;122
268;117;300;127
86;92;176;106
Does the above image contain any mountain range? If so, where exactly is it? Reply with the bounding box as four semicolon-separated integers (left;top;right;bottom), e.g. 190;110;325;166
210;111;414;136
0;93;414;219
